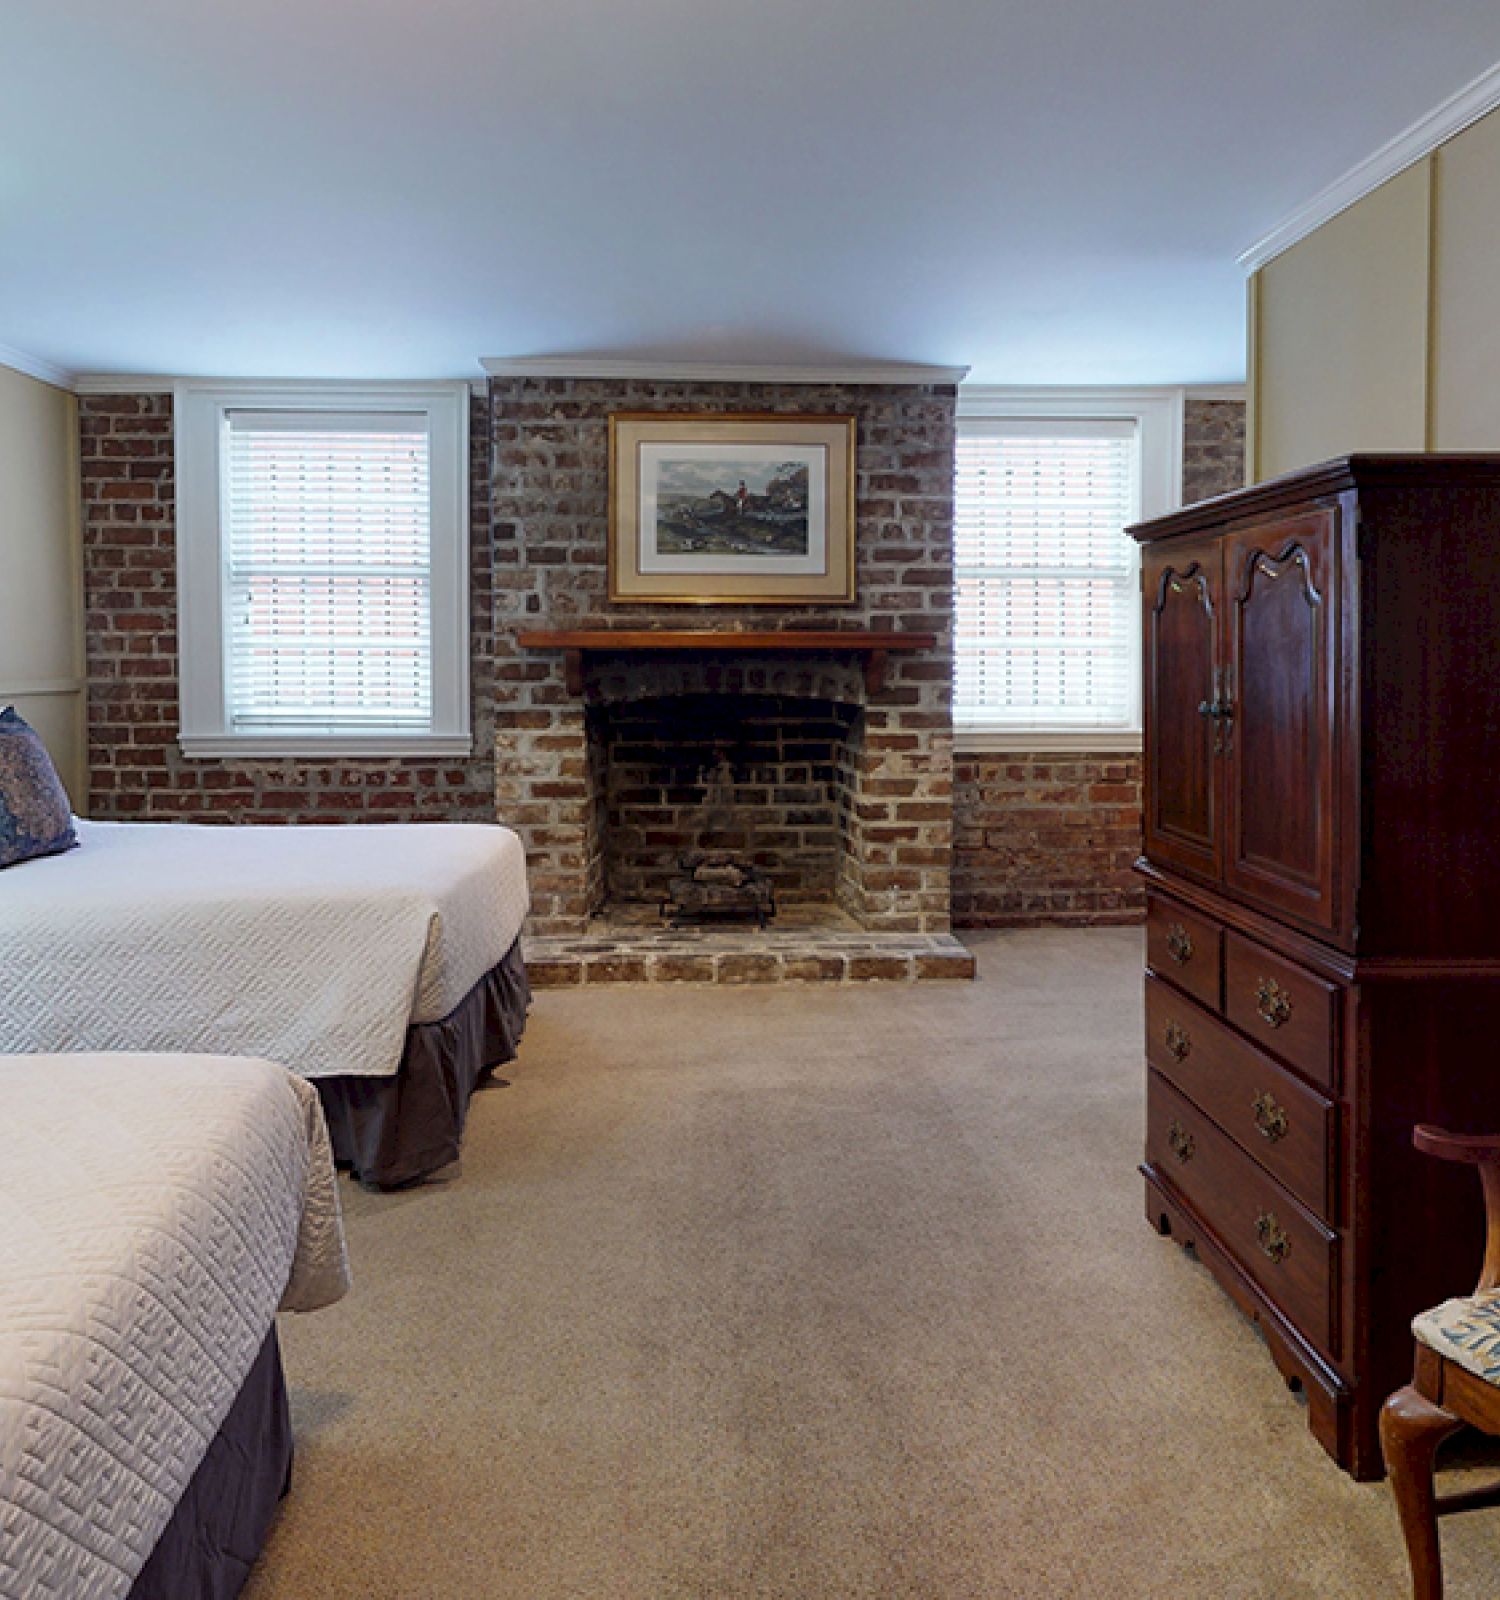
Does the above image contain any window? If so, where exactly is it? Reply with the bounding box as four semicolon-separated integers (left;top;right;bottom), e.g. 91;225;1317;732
953;389;1182;750
175;382;470;756
955;418;1139;739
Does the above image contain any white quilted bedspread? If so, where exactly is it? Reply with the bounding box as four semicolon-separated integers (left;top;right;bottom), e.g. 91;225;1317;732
0;818;530;1078
0;1052;350;1600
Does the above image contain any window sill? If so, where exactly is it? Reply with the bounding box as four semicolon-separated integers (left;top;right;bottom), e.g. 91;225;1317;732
178;734;474;760
954;730;1143;755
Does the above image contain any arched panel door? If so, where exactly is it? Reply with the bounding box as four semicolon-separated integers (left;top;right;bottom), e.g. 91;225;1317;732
1223;510;1340;933
1142;540;1223;884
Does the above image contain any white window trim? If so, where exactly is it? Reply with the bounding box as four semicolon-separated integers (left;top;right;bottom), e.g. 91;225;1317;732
174;379;471;759
953;385;1185;754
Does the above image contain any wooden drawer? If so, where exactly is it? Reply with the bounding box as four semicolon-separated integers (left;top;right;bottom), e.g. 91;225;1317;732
1145;975;1335;1221
1224;932;1339;1090
1147;1072;1338;1355
1146;894;1222;1011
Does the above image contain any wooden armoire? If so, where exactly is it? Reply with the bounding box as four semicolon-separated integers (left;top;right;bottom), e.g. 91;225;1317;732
1134;455;1500;1479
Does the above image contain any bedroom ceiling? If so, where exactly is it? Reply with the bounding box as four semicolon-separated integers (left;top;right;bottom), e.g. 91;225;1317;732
3;0;1500;386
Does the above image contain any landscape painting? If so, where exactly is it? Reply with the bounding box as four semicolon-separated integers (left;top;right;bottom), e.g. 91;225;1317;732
653;453;811;559
609;413;857;604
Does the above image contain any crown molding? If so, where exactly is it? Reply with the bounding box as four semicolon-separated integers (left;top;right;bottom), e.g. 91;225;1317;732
1183;383;1247;402
1240;56;1500;273
480;356;969;386
171;376;471;399
72;374;176;394
71;359;965;396
956;383;1190;414
0;342;74;390
73;374;488;397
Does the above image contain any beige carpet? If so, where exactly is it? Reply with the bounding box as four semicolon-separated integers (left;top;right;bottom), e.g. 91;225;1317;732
244;929;1500;1599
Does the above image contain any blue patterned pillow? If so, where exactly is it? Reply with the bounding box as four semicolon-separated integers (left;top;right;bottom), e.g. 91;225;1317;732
0;708;78;869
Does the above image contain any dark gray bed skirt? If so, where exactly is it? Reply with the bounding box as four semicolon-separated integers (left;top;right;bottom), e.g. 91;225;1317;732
314;937;531;1188
128;1326;291;1600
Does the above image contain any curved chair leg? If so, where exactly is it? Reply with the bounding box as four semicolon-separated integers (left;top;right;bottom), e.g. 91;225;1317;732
1381;1385;1464;1600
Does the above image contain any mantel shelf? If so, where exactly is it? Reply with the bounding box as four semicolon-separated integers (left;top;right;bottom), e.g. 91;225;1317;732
517;629;937;696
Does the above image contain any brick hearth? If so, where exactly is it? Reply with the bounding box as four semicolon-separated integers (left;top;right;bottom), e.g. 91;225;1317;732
526;902;976;986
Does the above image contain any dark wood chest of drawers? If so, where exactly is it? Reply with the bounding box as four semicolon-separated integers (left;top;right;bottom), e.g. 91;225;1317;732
1133;456;1500;1479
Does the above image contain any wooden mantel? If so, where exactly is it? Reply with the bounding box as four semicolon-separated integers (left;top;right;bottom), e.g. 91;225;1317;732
517;629;937;696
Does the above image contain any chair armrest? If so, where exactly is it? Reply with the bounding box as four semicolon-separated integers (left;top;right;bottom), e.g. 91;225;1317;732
1414;1126;1500;1165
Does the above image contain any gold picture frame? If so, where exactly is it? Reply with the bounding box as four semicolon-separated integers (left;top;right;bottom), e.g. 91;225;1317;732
608;412;856;604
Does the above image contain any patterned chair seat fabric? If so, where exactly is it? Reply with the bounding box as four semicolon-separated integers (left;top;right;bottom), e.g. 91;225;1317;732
1414;1289;1500;1384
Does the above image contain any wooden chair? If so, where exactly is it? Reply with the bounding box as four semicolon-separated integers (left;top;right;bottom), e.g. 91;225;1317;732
1381;1127;1500;1599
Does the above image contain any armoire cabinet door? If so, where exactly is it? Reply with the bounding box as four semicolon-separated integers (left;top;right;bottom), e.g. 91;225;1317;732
1223;509;1340;933
1142;540;1222;883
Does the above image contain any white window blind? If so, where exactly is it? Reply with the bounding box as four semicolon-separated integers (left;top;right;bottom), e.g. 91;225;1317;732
954;416;1141;736
223;410;434;734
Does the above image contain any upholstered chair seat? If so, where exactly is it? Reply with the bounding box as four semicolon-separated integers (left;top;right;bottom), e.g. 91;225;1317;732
1383;1127;1500;1599
1414;1292;1500;1386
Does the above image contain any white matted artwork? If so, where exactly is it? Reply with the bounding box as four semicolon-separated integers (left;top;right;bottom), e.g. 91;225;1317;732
609;413;855;603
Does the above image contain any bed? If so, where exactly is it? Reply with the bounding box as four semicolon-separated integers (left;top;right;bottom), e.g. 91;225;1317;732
0;1050;350;1600
0;818;532;1185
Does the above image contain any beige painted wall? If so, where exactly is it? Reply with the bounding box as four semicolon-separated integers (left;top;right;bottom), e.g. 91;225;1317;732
1429;109;1500;449
0;364;85;805
1252;163;1431;480
1251;103;1500;476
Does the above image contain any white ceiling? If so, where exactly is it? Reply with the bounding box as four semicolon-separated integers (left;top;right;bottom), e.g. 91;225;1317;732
5;0;1500;386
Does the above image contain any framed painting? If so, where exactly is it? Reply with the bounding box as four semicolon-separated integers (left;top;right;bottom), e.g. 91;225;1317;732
608;413;856;604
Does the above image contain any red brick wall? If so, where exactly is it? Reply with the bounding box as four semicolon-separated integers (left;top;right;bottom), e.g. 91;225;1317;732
79;386;1236;933
1182;398;1246;505
952;753;1143;927
80;391;496;823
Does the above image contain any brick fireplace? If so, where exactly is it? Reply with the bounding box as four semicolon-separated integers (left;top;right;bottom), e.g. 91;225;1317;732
488;371;973;983
593;685;858;913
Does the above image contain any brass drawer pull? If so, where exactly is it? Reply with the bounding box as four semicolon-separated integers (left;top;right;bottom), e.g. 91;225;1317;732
1168;1120;1195;1164
1255;977;1294;1029
1164;1021;1191;1062
1252;1092;1289;1143
1166;922;1194;965
1255;1211;1291;1265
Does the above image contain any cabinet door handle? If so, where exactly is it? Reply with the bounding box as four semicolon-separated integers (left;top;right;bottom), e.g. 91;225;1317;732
1168;1120;1195;1164
1252;1092;1289;1143
1255;1211;1291;1265
1255;977;1293;1029
1164;1021;1191;1062
1165;923;1193;964
1199;668;1236;754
